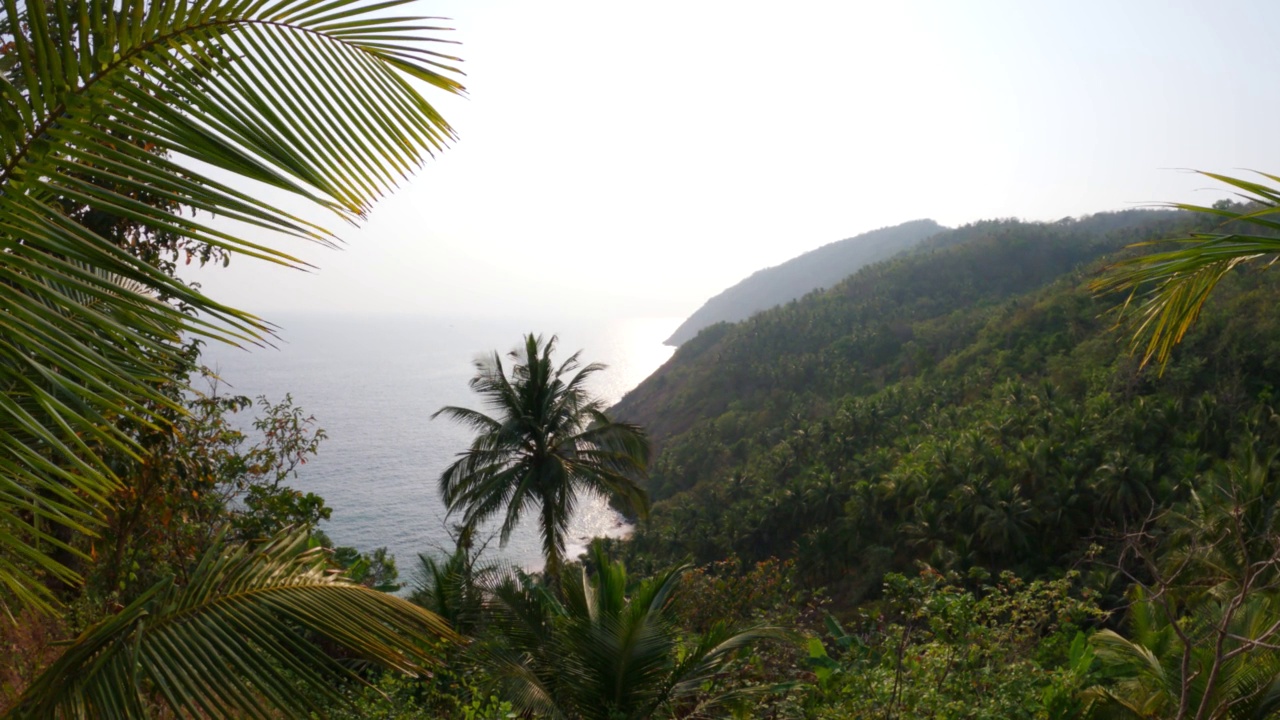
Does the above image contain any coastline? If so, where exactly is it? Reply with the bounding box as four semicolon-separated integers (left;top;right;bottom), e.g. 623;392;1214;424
202;314;676;574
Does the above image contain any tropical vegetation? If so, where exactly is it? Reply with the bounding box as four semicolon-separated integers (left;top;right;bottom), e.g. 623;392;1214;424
665;219;943;346
477;543;786;720
0;0;462;610
1;0;1278;716
1084;448;1280;719
801;570;1103;719
7;530;455;719
435;333;651;581
606;202;1280;717
1095;173;1280;368
0;0;468;714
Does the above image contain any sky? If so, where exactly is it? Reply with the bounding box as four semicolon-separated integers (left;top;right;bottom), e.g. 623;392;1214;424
187;0;1280;321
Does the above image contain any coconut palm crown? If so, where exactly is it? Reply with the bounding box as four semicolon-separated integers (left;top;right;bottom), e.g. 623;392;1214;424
434;334;650;580
480;543;787;720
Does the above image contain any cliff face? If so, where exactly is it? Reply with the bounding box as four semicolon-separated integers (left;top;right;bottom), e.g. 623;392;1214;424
664;219;945;346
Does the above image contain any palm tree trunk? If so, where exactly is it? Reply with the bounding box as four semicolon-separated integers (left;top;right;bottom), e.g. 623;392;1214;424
541;501;564;590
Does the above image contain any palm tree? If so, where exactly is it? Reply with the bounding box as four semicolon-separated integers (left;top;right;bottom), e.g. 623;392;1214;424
479;543;787;720
409;525;504;637
1094;171;1280;369
435;334;651;582
0;0;468;712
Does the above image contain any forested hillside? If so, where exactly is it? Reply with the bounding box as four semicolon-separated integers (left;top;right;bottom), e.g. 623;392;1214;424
615;208;1280;601
12;0;1280;715
663;219;944;346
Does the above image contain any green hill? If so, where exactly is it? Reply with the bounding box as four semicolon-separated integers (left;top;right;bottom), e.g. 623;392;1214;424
663;219;945;346
615;209;1280;601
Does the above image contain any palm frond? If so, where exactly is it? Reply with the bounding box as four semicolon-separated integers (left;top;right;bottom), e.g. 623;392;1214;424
0;0;463;609
1095;233;1277;368
478;544;786;720
9;528;457;719
1093;170;1280;370
430;405;502;434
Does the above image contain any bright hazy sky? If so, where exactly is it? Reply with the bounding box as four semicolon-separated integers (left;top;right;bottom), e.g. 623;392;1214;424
188;0;1280;321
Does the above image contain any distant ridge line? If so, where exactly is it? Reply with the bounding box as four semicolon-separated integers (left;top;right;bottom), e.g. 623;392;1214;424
664;219;945;346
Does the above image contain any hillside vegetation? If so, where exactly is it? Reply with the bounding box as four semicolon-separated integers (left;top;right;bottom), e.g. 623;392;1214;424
616;208;1280;600
663;219;945;346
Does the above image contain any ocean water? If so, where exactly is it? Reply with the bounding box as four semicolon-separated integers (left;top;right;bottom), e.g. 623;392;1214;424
200;314;678;575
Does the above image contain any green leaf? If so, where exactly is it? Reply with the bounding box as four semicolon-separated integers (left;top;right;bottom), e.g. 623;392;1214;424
8;529;458;719
1094;170;1280;370
0;0;463;611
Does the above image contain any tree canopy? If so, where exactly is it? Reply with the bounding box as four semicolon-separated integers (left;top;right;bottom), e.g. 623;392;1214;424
435;334;650;581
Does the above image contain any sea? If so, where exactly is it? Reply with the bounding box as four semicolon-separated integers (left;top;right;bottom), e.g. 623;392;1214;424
199;314;678;578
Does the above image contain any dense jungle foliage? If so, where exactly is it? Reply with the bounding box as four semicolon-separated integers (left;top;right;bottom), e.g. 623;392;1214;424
615;208;1278;594
13;199;1280;717
16;0;1279;716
